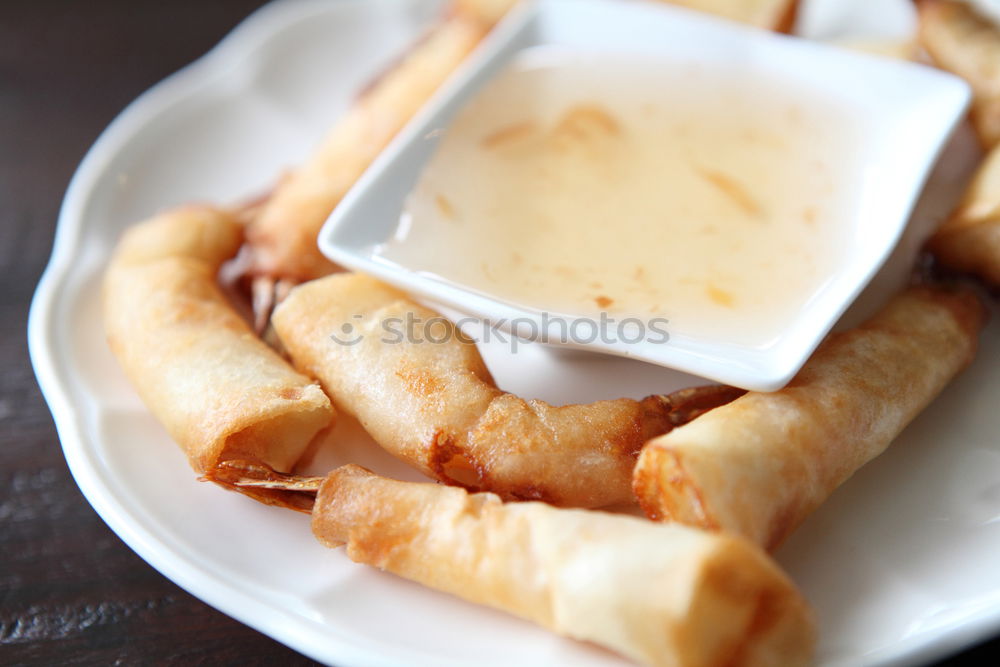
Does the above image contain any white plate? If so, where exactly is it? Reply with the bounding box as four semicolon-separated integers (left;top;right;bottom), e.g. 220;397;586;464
28;0;1000;665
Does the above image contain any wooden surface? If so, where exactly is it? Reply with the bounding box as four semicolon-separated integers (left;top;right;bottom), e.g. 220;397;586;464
1;0;997;665
2;1;317;664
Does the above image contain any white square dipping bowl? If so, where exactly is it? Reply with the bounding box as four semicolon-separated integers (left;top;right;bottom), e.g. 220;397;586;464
317;0;970;391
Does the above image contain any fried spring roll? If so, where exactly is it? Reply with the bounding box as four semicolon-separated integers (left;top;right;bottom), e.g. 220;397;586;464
831;37;917;61
657;0;798;32
103;206;335;479
928;143;1000;286
245;2;516;283
633;286;985;550
455;0;517;24
272;273;739;508
918;0;1000;147
313;465;816;667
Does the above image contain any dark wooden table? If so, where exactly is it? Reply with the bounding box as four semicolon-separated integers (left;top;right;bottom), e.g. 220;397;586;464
2;1;997;664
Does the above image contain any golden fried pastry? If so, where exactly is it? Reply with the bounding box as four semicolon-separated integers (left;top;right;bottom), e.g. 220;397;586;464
103;206;334;505
633;286;984;549
313;464;816;667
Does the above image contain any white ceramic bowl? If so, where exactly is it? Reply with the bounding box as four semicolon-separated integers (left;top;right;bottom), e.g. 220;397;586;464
318;0;970;391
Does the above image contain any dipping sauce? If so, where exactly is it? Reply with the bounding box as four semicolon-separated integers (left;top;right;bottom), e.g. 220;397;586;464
375;49;863;347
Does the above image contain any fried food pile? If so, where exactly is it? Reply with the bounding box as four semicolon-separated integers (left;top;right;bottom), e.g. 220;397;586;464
102;1;997;665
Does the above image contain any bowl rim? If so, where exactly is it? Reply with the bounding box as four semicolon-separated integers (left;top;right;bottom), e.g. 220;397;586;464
318;0;971;391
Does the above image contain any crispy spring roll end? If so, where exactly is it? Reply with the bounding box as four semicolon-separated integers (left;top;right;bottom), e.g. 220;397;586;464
104;206;336;478
926;140;1000;287
633;286;985;549
313;465;815;667
312;465;418;550
214;399;333;473
633;446;719;528
928;220;1000;287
